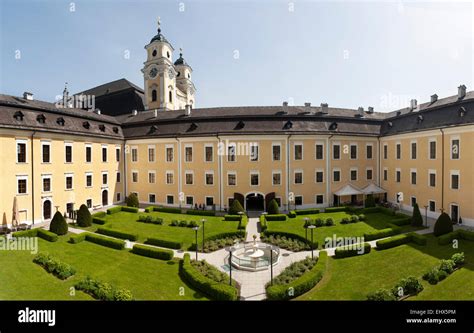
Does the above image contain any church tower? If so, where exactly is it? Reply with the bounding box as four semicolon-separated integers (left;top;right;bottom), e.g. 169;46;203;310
142;18;196;111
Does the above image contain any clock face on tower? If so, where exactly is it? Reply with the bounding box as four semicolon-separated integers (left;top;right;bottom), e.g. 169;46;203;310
149;67;158;79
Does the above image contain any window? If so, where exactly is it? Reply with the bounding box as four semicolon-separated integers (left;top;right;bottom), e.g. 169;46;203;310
429;200;436;212
116;193;121;202
366;168;373;180
116;172;121;183
186;196;194;206
86;199;92;209
17;141;26;163
166;172;174;184
116;148;120;162
350;144;357;159
396;143;401;159
166;146;174;162
227;144;236;162
185;172;193;185
169;91;173;103
333;170;340;182
411;171;417;185
42;143;51;163
167;195;174;205
294;144;303;160
149;194;156;203
148;171;155;184
272;172;281;185
205;172;214;185
383;144;388;159
383;169;388;181
272;144;281;161
42;177;51;192
102;146;107;162
451;138;460;159
315;170;323;183
429;140;436;159
411;197;417;207
152;89;157;102
205;145;213;162
131;147;138;162
185;146;193;162
250;144;259;161
411;142;417;159
250;172;259;186
333;144;340;159
85;145;92;163
228;173;236;186
429;172;436;187
102;173;108;185
396;170;401;183
366;144;373;159
350;169;357;181
316;195;324;204
294;171;303;184
65;144;73;163
17;177;27;194
132;171;138;183
295;196;303;206
451;172;459;189
206;197;214;206
65;175;73;190
86;174;92;187
315;144;323;160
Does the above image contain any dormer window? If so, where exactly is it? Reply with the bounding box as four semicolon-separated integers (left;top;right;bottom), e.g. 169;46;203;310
37;114;46;124
13;111;24;121
417;115;424;123
99;124;106;132
56;117;65;126
459;107;467;117
283;120;293;130
188;123;198;131
235;121;245;130
112;127;119;133
148;125;158;134
329;122;338;131
388;122;393;128
83;121;90;129
152;49;157;57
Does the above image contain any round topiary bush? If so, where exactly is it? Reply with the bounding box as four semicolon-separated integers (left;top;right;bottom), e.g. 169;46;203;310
433;212;453;236
76;204;92;227
411;203;423;227
267;199;280;215
229;199;244;215
49;211;68;235
126;193;139;208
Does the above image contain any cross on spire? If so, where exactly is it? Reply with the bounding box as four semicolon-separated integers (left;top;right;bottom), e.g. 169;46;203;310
179;47;183;57
157;16;161;32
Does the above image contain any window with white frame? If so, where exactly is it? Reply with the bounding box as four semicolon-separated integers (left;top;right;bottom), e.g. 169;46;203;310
148;146;155;162
451;171;460;189
396;143;401;159
86;173;93;187
411;141;417;160
333;143;340;160
315;143;324;160
85;144;92;163
185;171;194;185
396;169;401;183
383;144;388;159
185;145;193;162
315;194;324;205
17;175;28;194
167;195;174;204
350;144;357;159
428;170;436;187
294;143;303;160
186;196;194;206
227;144;236;162
366;168;373;180
116;172;121;183
42;175;52;192
65;143;73;163
42;141;51;163
131;147;138;162
272;171;281;186
429;200;436;212
102;146;108;162
227;172;236;186
451;137;460;159
16;140;27;163
250;172;259;186
272;144;281;161
250;144;259;161
132;171;138;183
166;146;174;162
383;168;388;181
411;169;417;185
429;139;436;159
102;172;108;185
148;171;156;184
294;170;303;184
87;199;93;208
333;169;341;182
65;174;73;190
366;144;373;159
116;147;120;162
205;145;213;162
206;197;214;206
166;171;174;184
205;172;214;185
148;194;156;203
315;170;324;183
350;168;357;181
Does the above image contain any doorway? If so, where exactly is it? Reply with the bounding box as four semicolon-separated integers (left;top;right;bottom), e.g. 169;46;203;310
43;200;52;220
102;190;109;206
246;193;264;211
450;204;459;224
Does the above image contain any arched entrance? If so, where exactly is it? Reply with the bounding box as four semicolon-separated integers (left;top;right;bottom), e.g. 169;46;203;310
102;190;108;207
43;200;52;220
246;192;264;211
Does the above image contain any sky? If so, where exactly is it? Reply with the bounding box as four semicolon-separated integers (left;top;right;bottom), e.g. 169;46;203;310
0;0;473;112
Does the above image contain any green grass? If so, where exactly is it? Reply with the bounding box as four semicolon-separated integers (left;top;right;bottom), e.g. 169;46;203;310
265;212;421;249
0;234;207;300
298;234;474;300
76;211;240;250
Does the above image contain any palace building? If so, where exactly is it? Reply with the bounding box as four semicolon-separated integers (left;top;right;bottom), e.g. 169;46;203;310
1;21;473;227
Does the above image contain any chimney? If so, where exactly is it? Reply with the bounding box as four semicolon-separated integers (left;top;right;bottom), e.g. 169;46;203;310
430;94;438;103
304;102;311;108
356;107;364;117
23;92;33;101
458;85;466;100
367;106;374;114
282;101;289;114
320;103;329;114
132;109;138;116
410;99;418;111
154;109;158;117
185;104;192;116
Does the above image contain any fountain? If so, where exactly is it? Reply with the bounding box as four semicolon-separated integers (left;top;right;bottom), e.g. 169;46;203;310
227;240;280;271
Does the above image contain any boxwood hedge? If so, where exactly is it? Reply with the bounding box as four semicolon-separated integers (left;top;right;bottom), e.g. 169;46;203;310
224;215;241;221
12;228;58;242
186;209;216;216
69;233;86;244
295;208;320;215
334;243;371;258
438;229;474;245
324;207;347;213
131;244;174;261
106;206;122;215
84;233;125;250
364;227;401;241
145;237;182;250
96;227;138;241
265;214;287;221
262;230;317;249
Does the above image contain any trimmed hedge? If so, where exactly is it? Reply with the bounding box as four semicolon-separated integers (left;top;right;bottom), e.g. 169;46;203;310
106;206;122;215
84;233;125;250
390;217;412;226
376;234;412;250
238;216;248;230
92;211;106;218
131;244;173;261
224;215;241;221
438;229;474;245
266;251;327;300
145;237;182;250
153;207;182;214
295;208;320;215
364;227;400;241
324;207;347;213
92;216;107;225
260;215;267;231
12;228;58;242
180;253;238;300
410;232;428;245
144;206;154;213
263;230;317;249
189;231;246;251
12;229;37;238
33;252;76;280
69;233;86;244
107;206;139;214
360;207;381;214
265;214;287;222
75;276;133;301
334;243;371;258
287;210;297;218
186;209;216;216
96;227;138;241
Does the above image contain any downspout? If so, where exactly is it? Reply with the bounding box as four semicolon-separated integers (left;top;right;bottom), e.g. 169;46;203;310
175;137;181;207
217;134;223;211
377;136;381;187
440;128;445;211
123;140;127;201
327;134;334;206
31;131;36;225
286;134;292;211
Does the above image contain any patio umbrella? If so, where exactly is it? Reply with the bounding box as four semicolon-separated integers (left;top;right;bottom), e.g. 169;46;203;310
2;212;7;229
12;197;19;228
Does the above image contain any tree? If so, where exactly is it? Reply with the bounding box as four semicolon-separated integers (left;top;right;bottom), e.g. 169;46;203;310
433;212;454;236
267;199;280;215
411;203;423;227
49;211;68;235
365;194;375;208
229;199;244;215
126;193;139;208
76;204;92;227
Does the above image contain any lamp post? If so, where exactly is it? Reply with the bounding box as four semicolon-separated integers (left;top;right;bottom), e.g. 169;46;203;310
423;205;428;227
225;246;235;286
304;217;310;241
238;211;244;223
307;225;316;259
192;226;199;260
269;245;275;285
201;218;207;252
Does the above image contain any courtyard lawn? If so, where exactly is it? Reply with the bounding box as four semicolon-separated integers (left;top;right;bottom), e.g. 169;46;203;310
265;211;421;249
298;234;474;300
79;211;240;250
0;235;207;300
